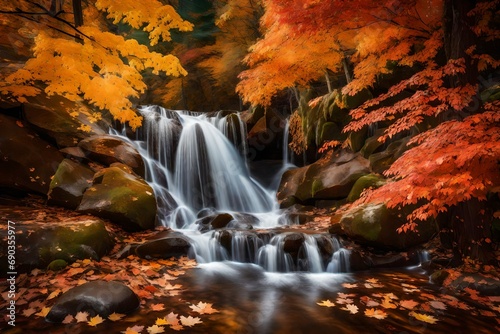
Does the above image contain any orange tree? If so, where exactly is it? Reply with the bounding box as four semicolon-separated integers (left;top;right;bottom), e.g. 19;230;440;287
238;0;500;263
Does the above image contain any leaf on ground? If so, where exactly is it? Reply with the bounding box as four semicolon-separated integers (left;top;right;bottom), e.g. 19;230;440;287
189;301;219;314
342;283;358;289
62;314;74;324
381;297;398;309
338;293;356;298
409;311;438;324
88;315;105;327
75;311;89;322
150;303;165;311
341;304;359;314
317;300;335;307
336;298;354;305
147;325;165;333
165;312;180;325
364;308;387;319
22;308;37;317
170;324;184;331
108;312;126;321
400;300;419;310
35;307;51;317
180;315;202;327
429;300;447;310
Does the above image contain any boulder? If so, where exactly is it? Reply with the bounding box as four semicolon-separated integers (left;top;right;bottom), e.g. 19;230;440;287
78;135;145;176
135;232;192;259
277;150;370;207
46;281;139;323
347;174;386;202
0;114;63;195
369;137;411;174
196;213;234;232
48;159;95;209
0;216;114;273
24;94;107;148
77;167;157;231
339;203;438;250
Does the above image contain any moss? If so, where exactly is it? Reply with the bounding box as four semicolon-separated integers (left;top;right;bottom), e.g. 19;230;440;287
47;259;68;271
311;179;323;197
347;174;385;202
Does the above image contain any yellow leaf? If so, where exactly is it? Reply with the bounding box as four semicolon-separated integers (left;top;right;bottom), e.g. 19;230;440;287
88;315;105;327
35;307;51;317
317;299;335;307
364;308;387;320
409;311;438;324
47;289;61;300
108;312;126;321
147;325;165;334
155;317;169;326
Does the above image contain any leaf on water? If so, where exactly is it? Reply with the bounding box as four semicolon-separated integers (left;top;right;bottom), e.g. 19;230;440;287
62;314;74;324
122;325;144;334
75;311;89;322
180;315;202;327
341;304;359;314
35;307;51;317
409;311;438;324
88;315;105;327
336;298;354;305
380;297;398;309
338;293;356;299
165;312;180;325
156;317;169;326
400;300;419;310
317;300;335;307
150;303;165;311
342;283;358;289
189;301;219;314
108;312;126;321
366;278;380;284
364;308;387;319
147;325;165;333
429;300;447;310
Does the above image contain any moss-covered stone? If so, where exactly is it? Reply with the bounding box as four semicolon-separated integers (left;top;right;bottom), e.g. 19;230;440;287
347;174;386;202
47;259;68;271
77;167;157;231
339;203;438;250
347;126;369;153
360;128;386;158
48;159;94;209
369;137;410;174
342;89;373;109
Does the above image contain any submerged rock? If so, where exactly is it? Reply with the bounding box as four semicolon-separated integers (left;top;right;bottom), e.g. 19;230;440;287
46;281;140;323
77;166;157;231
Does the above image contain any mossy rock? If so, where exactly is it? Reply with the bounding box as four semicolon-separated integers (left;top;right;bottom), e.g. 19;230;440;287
360;128;386;158
319;122;343;145
347;126;369;153
48;159;94;209
369;137;411;174
480;84;500;102
47;259;68;271
347;174;386;202
77;167;157;231
339;203;438;250
342;89;373;109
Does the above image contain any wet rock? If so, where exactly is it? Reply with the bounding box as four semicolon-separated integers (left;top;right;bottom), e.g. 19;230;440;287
0;114;63;195
135;232;192;259
283;233;305;257
0;216;114;273
78;135;145;176
339;203;438;250
48;159;94;209
444;273;500;296
24;93;107;148
196;213;234;232
247;109;285;160
77;167;157;231
46;281;139;323
59;146;88;161
277;150;370;207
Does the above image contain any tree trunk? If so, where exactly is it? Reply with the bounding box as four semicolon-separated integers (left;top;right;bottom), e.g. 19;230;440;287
72;0;83;27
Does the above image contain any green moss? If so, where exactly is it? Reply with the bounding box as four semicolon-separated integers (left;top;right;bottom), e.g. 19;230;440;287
347;174;385;202
312;179;323;197
47;259;68;271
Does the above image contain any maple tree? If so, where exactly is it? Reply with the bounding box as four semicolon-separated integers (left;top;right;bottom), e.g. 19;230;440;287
0;0;193;129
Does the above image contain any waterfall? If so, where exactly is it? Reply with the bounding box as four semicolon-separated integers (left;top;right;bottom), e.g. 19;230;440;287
112;105;350;273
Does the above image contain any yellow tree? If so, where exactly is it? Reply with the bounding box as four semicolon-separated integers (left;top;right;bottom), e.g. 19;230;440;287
0;0;193;129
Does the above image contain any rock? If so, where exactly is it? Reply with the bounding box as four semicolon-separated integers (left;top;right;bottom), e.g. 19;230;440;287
0;114;63;195
339;203;438;250
46;281;140;323
360;128;386;158
59;146;88;161
247;109;285;160
369;137;411;174
77;167;157;231
277;150;370;206
0;215;114;273
347;174;386;202
196;213;234;232
135;232;192;259
47;259;68;271
347;126;369;153
48;159;95;209
24;93;107;148
78;135;145;176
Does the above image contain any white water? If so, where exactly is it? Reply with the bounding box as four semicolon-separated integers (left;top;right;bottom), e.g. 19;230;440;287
113;105;350;273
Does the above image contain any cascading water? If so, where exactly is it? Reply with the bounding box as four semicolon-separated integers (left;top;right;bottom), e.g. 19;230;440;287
114;105;350;273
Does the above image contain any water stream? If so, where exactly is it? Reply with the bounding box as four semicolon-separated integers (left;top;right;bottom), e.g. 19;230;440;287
113;105;350;273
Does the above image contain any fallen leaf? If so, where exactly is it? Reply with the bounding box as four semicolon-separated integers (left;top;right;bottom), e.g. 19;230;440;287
429;300;447;310
122;325;144;334
35;307;51;317
180;315;202;327
381;296;397;309
409;311;438;324
165;312;179;325
108;313;126;321
150;303;165;311
62;314;74;324
147;325;165;333
364;308;387;319
341;304;359;314
338;293;356;299
47;289;61;300
88;315;105;327
400;300;419;310
336;298;354;305
156;317;169;326
342;283;358;289
189;301;219;314
75;311;89;322
317;300;335;307
22;308;37;317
